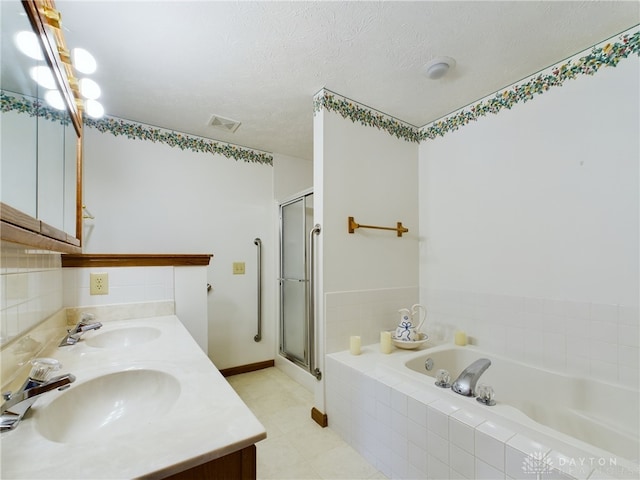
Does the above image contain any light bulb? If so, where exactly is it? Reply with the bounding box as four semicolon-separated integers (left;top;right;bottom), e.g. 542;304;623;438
72;48;97;74
44;90;66;110
15;31;44;60
30;66;57;89
79;78;101;99
85;99;104;118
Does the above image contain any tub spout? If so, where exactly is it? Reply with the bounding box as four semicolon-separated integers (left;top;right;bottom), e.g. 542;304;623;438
451;358;491;397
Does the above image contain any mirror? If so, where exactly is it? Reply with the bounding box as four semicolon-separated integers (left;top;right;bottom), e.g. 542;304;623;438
1;0;82;252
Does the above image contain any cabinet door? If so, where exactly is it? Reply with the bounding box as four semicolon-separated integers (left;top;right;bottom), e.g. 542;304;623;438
0;0;83;251
1;106;38;217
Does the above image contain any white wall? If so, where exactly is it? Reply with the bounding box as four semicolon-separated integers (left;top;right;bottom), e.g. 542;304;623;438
81;128;277;369
175;266;209;353
419;58;639;385
315;107;420;294
314;103;420;411
273;153;313;202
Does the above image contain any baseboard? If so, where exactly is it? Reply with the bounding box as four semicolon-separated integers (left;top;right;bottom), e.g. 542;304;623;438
311;407;328;428
219;360;275;377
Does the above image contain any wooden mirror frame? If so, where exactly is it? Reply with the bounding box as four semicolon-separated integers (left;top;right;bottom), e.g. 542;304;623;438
1;0;83;253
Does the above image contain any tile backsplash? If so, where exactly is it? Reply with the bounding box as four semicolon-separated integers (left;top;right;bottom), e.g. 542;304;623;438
324;285;638;387
1;241;176;346
62;266;174;307
325;287;419;354
0;242;63;344
422;288;639;388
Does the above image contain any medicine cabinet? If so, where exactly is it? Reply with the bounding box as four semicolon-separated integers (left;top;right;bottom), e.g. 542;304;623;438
1;0;83;253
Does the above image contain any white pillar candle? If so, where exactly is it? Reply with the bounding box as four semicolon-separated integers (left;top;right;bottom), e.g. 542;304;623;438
380;331;392;354
454;330;467;346
349;335;361;355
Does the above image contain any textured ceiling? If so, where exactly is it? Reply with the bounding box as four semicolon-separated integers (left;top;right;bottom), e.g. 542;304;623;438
56;1;639;160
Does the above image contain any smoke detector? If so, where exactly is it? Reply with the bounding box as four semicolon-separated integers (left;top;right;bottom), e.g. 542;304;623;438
207;114;241;133
423;56;456;80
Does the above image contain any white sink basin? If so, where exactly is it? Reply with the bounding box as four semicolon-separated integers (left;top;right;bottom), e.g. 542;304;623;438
85;326;161;348
35;369;180;443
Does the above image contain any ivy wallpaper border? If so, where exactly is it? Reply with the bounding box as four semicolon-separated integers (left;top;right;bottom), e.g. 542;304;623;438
313;89;420;143
1;92;273;165
314;27;639;144
420;28;639;140
4;27;638;158
1;91;71;125
83;117;273;165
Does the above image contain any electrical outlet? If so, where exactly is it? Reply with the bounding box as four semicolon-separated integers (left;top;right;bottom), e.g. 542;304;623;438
232;262;245;275
90;272;109;295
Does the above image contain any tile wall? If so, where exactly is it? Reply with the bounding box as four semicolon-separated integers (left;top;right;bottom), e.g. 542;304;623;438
422;289;640;388
325;287;419;354
0;241;63;344
0;240;176;346
62;266;174;307
325;354;639;480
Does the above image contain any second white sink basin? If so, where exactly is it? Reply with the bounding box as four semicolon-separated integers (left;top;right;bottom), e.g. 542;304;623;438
35;369;180;443
85;326;161;348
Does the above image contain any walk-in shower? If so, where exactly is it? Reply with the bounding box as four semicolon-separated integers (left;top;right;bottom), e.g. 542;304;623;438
278;192;321;379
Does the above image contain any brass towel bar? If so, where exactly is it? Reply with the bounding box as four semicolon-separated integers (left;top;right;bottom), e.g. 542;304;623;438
348;216;409;237
82;205;95;220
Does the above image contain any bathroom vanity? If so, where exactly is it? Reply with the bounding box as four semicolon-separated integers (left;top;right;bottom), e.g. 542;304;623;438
0;315;266;479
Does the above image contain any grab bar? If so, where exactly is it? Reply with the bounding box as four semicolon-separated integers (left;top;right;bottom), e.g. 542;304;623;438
253;238;262;342
308;224;322;380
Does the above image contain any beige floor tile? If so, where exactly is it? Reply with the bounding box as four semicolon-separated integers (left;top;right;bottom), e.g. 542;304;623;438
227;368;386;480
265;404;313;433
258;457;321;480
288;422;347;460
228;367;386;480
245;390;304;418
309;444;380;479
366;471;389;479
257;435;305;470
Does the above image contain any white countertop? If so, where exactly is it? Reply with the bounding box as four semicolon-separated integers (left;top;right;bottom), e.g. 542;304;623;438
1;315;266;479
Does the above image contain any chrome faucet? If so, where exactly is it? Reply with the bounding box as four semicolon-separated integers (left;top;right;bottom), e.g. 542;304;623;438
451;358;491;397
59;313;102;346
1;359;75;432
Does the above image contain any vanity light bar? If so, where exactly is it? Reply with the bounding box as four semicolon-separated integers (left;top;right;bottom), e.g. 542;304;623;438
41;5;61;29
57;45;71;64
34;0;102;117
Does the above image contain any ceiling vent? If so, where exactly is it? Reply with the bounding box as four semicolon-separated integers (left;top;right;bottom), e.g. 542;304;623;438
207;114;241;133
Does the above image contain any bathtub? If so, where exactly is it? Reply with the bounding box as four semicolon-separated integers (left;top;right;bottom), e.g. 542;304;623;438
325;343;640;479
405;345;639;462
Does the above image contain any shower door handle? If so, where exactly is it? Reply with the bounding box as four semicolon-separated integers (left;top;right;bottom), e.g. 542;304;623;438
278;278;307;282
308;224;322;381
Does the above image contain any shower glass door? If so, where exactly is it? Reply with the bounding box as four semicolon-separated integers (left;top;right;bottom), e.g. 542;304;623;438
279;192;313;369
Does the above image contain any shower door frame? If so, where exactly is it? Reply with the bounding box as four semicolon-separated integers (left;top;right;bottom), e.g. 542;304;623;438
278;190;314;373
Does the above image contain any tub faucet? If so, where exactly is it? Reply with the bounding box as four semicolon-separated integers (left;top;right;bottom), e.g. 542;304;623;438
451;358;491;397
59;313;102;346
1;360;75;432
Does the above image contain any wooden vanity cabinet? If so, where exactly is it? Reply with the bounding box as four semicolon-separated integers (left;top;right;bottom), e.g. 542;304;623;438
163;445;256;480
